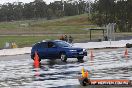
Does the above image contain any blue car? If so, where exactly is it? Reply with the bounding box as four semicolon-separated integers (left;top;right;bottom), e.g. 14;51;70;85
31;40;87;62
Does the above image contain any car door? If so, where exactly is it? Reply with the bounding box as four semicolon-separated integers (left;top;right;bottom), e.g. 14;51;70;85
47;42;59;58
37;42;48;59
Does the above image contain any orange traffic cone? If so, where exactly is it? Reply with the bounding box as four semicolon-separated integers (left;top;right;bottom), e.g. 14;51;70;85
81;67;89;78
84;70;89;78
124;48;128;58
34;51;40;68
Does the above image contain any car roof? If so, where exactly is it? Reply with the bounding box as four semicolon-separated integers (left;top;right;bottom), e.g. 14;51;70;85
42;40;62;42
33;40;62;46
47;40;62;42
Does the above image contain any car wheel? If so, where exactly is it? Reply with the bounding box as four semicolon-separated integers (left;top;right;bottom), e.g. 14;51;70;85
60;53;67;62
126;43;132;48
77;56;84;62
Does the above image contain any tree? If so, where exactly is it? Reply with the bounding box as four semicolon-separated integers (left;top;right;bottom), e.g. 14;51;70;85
13;2;24;20
23;3;35;19
0;0;88;21
92;0;132;32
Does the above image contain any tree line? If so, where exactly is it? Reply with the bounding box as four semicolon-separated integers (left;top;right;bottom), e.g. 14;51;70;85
92;0;132;32
0;0;131;32
0;0;87;21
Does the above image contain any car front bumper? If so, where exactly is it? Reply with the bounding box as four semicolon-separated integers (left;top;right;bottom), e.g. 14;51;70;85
66;51;87;58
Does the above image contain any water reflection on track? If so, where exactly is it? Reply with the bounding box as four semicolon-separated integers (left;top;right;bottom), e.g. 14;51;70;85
0;48;132;88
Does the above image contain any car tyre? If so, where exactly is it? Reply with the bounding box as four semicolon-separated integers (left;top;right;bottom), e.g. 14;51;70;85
60;53;67;62
126;43;132;48
77;56;84;62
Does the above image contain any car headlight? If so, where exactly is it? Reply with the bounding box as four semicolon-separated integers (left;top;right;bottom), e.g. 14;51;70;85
69;50;77;52
83;49;87;52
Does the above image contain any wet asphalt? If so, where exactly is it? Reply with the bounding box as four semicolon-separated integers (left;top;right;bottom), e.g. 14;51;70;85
0;48;132;88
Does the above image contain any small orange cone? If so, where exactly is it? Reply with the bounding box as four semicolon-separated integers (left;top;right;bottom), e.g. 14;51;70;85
34;51;40;68
84;70;89;78
124;48;128;58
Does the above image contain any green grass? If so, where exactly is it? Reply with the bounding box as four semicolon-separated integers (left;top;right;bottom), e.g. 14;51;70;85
0;36;58;48
0;14;97;34
0;33;106;48
0;14;131;48
0;14;98;48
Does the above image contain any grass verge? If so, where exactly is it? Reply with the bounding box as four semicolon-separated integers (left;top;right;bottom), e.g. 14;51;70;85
0;33;106;48
0;36;58;48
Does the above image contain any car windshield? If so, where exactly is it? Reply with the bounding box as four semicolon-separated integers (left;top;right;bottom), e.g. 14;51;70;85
55;41;72;47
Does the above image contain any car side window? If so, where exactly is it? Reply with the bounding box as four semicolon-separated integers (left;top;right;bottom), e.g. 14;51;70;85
37;42;48;48
42;42;48;48
48;42;55;48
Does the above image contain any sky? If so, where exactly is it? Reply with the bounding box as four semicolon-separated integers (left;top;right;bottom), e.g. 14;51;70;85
0;0;94;5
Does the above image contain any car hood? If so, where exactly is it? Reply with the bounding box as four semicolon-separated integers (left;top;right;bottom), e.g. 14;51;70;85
63;47;83;51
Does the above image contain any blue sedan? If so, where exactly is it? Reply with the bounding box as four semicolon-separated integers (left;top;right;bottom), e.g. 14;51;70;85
31;40;87;62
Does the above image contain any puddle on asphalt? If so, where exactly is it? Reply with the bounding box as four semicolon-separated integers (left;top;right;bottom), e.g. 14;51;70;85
0;48;132;88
